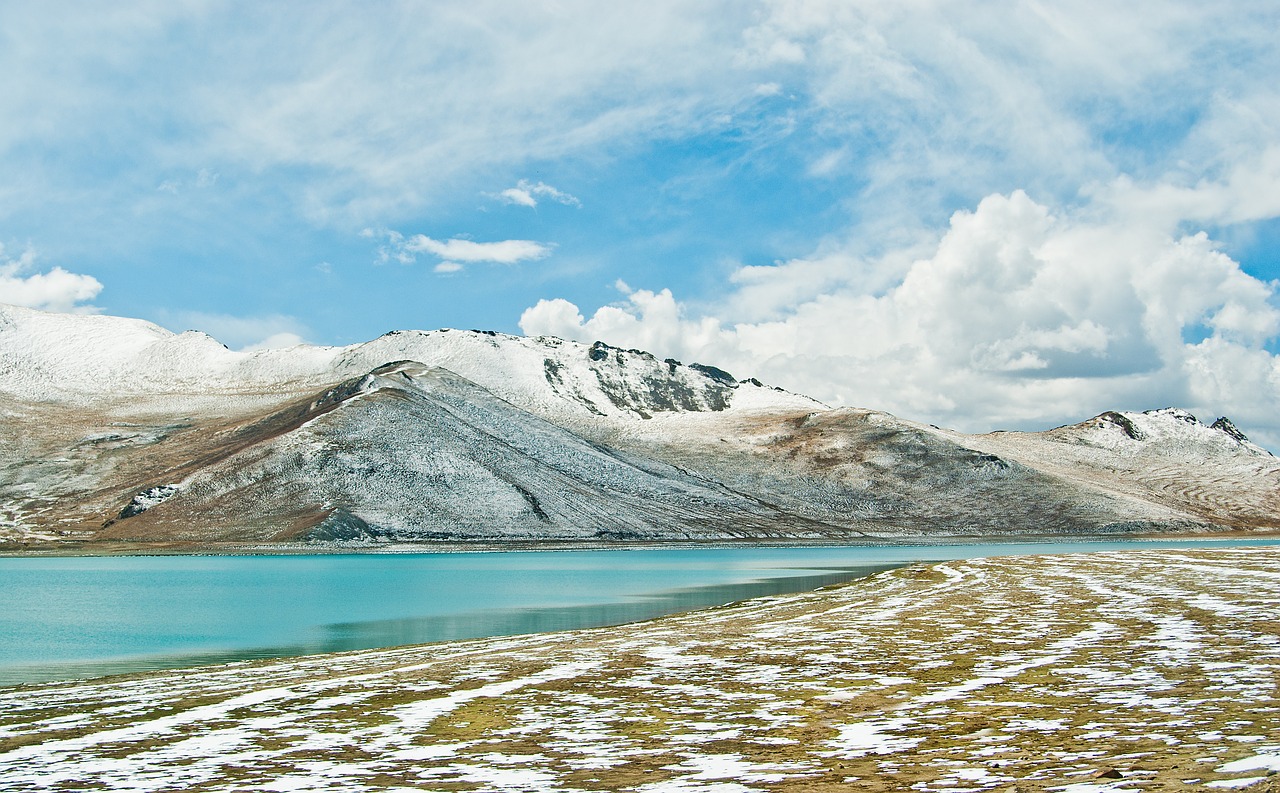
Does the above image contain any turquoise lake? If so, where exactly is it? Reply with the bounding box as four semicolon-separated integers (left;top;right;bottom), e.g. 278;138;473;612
2;538;1277;685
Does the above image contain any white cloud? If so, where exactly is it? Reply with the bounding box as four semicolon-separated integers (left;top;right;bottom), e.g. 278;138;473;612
241;332;306;351
496;180;581;209
405;235;551;264
370;229;552;273
3;2;1278;449
498;188;538;208
181;3;762;221
0;244;102;313
733;0;1280;239
0;2;1275;239
522;187;1280;449
165;311;310;352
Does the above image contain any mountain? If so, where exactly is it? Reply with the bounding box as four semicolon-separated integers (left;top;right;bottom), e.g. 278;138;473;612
1;304;1276;551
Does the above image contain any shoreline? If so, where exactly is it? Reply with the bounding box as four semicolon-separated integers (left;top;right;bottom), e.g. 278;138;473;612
5;526;1280;558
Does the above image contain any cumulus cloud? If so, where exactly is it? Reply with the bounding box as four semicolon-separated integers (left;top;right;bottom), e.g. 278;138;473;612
367;229;552;273
496;180;581;209
0;244;102;313
522;188;1280;448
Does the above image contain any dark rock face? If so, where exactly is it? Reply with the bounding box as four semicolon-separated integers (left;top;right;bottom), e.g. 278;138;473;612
592;369;704;417
1098;411;1145;440
587;341;611;362
1211;416;1250;443
305;509;383;542
689;363;736;386
543;358;564;387
574;341;738;416
508;481;551;522
973;453;1010;470
118;485;181;519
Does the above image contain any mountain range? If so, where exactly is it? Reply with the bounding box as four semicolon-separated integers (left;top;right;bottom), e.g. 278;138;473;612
1;303;1276;552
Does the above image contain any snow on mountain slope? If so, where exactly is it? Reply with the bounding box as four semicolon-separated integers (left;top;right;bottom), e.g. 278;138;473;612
595;405;1201;537
332;331;821;423
943;408;1280;531
0;304;818;424
1046;407;1273;458
95;362;835;544
0;304;336;400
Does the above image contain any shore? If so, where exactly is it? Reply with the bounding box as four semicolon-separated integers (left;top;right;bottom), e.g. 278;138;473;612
5;526;1280;557
2;546;1279;791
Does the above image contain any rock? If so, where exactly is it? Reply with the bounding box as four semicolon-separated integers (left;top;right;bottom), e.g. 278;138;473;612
117;485;181;519
689;362;737;386
1145;407;1200;424
1211;416;1250;443
1098;411;1145;440
587;341;611;362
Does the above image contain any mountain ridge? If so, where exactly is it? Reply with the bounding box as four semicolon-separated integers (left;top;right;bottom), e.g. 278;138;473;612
1;304;1276;550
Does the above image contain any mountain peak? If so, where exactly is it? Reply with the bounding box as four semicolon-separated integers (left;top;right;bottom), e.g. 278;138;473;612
1055;407;1271;458
1210;416;1252;445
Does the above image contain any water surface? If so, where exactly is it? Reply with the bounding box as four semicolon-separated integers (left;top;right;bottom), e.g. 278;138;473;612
2;538;1275;685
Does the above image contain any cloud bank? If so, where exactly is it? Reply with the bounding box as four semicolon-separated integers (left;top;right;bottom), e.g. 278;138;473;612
522;188;1280;449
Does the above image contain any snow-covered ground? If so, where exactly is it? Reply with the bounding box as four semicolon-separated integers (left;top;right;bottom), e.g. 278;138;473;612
0;303;818;425
2;547;1278;791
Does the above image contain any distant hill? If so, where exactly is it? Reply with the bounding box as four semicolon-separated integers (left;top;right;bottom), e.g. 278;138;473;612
1;303;1275;551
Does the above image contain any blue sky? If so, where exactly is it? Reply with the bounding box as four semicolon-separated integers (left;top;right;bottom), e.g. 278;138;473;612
3;2;1280;446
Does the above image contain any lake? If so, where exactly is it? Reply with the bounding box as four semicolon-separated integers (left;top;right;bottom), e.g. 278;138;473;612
2;538;1277;685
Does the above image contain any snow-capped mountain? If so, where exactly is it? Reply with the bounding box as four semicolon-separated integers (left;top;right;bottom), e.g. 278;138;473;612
1;304;1275;550
0;303;818;421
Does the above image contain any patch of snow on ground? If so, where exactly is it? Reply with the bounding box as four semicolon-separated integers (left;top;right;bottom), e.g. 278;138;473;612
1218;749;1280;773
825;718;923;757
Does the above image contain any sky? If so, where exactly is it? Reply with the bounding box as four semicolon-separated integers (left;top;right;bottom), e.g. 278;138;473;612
2;1;1280;447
